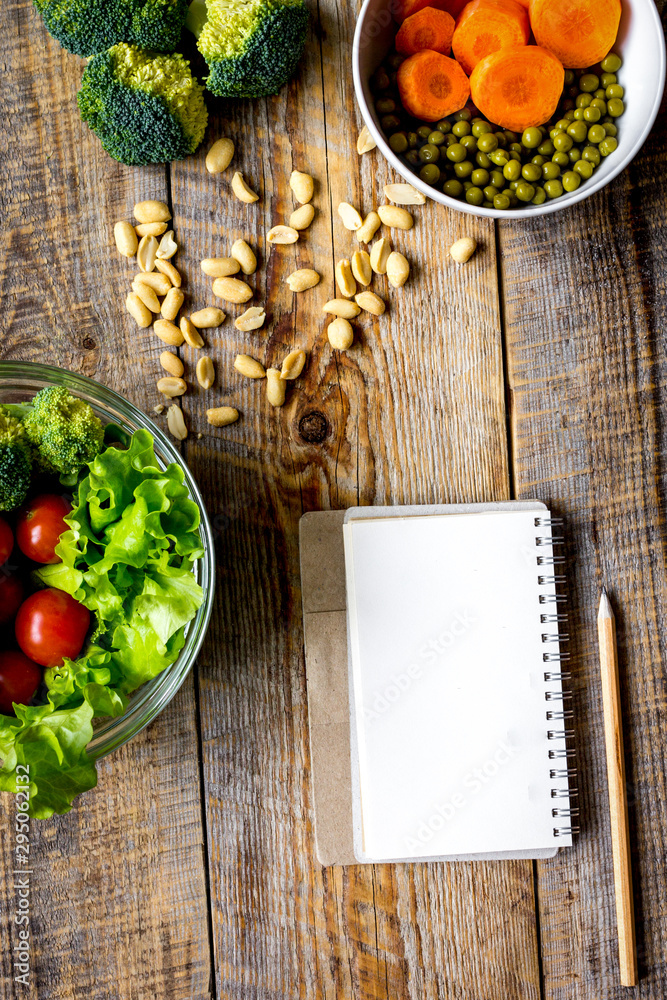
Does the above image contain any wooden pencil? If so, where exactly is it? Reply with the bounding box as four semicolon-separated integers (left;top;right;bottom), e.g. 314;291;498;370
598;588;638;988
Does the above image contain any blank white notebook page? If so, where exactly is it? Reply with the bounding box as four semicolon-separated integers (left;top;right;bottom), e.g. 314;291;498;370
344;510;569;860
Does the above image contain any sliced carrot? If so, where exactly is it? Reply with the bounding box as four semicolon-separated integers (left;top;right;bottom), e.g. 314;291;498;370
452;0;530;76
529;0;621;69
396;7;456;55
397;50;471;121
470;44;564;130
393;0;468;25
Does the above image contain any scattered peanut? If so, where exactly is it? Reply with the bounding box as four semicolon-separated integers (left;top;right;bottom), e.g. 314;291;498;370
335;258;356;298
383;183;426;205
160;351;184;377
289;203;315;230
289;170;314;204
322;299;361;319
125;292;152;328
377;205;414;230
280;349;306;380
351;250;372;286
180;316;205;347
357;124;377;154
212;276;253;303
197;356;216;389
154;403;165;414
201;257;240;277
386;251;410;288
267;225;299;245
156;230;178;259
231;171;259;203
338;202;363;230
161;286;184;321
137;234;158;272
266;368;286;407
449;236;477;263
134;271;172;295
154;319;185;346
206;137;235;174
167;403;187;440
134;200;171;224
231;239;257;275
133;282;161;313
234;354;266;379
235;307;266;331
370;237;391;275
207;406;239;427
327;317;354;350
191;307;226;328
157;376;187;398
114;221;138;258
135;222;167;238
286;268;320;292
356;211;382;244
154;259;181;287
355;290;386;316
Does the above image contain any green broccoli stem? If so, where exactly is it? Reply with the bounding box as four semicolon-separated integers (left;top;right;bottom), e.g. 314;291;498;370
186;0;208;38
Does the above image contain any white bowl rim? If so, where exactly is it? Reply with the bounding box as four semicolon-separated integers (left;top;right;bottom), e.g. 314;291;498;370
352;0;667;220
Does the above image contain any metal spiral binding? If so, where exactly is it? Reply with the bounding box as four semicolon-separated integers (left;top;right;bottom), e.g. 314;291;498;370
537;515;579;838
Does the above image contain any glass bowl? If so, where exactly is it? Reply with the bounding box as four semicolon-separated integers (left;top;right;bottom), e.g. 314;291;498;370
0;361;215;760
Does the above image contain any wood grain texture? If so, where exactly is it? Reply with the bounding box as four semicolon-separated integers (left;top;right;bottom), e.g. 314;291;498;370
0;4;211;998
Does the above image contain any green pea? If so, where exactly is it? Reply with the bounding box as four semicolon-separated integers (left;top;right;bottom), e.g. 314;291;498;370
375;97;396;114
507;191;519;206
454;160;474;177
515;181;535;203
552;151;570;167
603;122;618;137
576;93;593;108
544;179;564;199
419;164;440;184
600;73;617;88
436;119;452;134
607;98;625;117
531;154;547;166
417;125;432;141
553;132;573;152
521;162;542;183
568;147;582;163
588;124;606;144
460;134;478;150
493;192;511;210
503;130;519;144
490;150;509;166
574;159;594;179
601;53;622;73
452;120;472;137
590;98;607;112
573;108;585;120
465;186;484;206
428;130;445;146
507;150;521;163
405;149;420;166
532;186;547;205
479;184;493;200
563;109;577;121
593;88;606;100
463;180;473;191
445;132;460;146
446;142;466;162
419;143;440;162
599;136;618;156
490;169;505;188
389;132;408;154
582;145;601;165
509;180;520;191
471;121;492;137
564;69;576;85
583;106;601;123
387;53;404;70
579;73;599;92
443;178;464;197
562;170;581;192
538;139;555;156
477;133;498;153
549;127;564;141
503;159;521;181
494;131;507;147
542;161;561;180
407;131;419;148
474;152;490;169
483;200;494;209
454;108;472;122
471;168;490;186
567;121;588;143
371;67;390;91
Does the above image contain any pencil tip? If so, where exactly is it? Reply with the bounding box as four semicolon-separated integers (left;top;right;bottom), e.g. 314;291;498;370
599;587;613;619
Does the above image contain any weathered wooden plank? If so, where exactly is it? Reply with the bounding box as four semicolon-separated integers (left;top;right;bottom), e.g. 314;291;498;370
0;4;211;998
500;100;667;999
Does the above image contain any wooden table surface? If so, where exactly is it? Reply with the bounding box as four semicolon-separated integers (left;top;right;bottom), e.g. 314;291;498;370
2;1;667;997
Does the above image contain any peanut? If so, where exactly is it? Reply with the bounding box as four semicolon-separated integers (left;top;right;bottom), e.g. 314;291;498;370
449;236;477;263
357;124;377;154
266;368;286;407
212;276;253;303
386;251;410;288
191;307;226;328
155;259;181;287
351;250;372;286
322;299;361;319
137;234;158;272
234;307;266;331
280;349;306;380
125;292;152;328
286;268;320;292
156;230;178;259
337;202;363;230
154;403;165;414
135;222;167;238
206;137;235;174
234;354;266;379
154;319;184;346
355;290;385;316
207;406;239;427
134;271;172;295
157;376;187;398
160;351;184;377
201;257;240;277
197;356;215;389
267;225;299;244
289;203;315;230
383;183;426;205
180;316;205;348
370;237;391;275
231;171;259;203
167;403;187;440
231;239;257;275
377;205;414;230
289;170;314;204
335;259;356;298
327;317;354;350
133;282;160;313
114;221;138;258
356;211;381;244
134;200;171;224
161;286;184;321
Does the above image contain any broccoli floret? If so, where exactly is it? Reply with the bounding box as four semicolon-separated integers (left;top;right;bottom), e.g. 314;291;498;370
187;0;308;98
33;0;189;57
77;43;208;165
0;408;32;512
22;387;105;483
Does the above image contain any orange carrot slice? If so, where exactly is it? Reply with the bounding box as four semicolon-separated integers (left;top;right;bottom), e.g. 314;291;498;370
470;44;564;130
529;0;621;69
393;0;468;25
396;7;456;55
397;50;471;121
452;0;530;76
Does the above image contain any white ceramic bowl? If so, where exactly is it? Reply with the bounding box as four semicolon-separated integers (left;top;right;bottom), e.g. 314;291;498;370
353;0;666;218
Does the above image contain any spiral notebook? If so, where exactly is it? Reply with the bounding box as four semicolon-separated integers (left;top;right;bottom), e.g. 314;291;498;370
300;502;576;866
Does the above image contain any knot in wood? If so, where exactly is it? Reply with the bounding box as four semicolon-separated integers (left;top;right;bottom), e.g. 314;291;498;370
298;411;329;444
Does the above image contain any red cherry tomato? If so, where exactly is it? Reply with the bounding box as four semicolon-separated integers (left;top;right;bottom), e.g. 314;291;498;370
16;494;71;564
0;516;13;565
0;572;24;625
0;650;42;716
15;589;90;668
